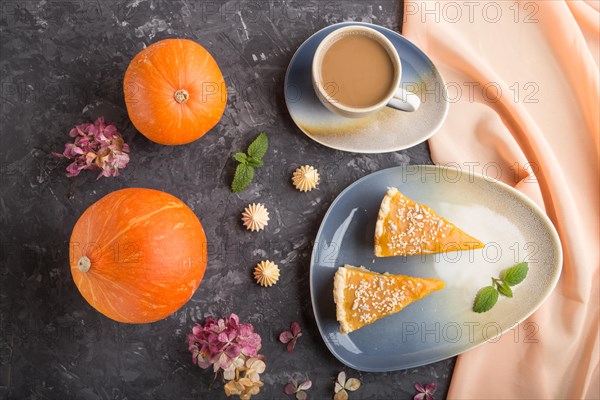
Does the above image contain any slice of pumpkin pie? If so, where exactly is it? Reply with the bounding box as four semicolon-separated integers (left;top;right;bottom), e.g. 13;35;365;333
333;265;445;334
374;187;484;257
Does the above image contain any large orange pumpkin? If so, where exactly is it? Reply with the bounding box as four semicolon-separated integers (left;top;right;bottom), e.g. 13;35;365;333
124;38;227;145
69;188;207;323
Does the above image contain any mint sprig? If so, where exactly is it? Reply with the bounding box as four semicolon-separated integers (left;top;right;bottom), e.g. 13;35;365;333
473;262;529;313
231;133;268;193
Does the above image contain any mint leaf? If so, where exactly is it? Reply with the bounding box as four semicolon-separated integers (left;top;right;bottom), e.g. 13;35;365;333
496;280;513;297
230;133;269;193
473;286;499;313
502;262;529;286
245;156;264;168
247;132;268;159
233;152;248;163
231;164;254;193
474;262;529;313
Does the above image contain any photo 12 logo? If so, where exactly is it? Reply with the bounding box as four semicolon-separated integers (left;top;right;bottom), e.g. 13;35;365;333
400;80;540;105
397;162;539;185
399;320;539;344
404;1;540;24
0;1;106;28
323;320;539;347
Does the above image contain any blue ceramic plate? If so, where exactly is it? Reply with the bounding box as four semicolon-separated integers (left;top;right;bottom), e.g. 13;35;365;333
310;166;562;371
285;22;448;153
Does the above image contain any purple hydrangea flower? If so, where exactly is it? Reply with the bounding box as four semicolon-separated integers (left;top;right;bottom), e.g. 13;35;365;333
53;117;129;179
188;313;262;373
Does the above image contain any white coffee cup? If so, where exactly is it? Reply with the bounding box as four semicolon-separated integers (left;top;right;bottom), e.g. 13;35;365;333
312;26;420;118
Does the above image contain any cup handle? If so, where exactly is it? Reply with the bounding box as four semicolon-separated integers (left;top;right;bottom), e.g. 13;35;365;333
387;87;420;112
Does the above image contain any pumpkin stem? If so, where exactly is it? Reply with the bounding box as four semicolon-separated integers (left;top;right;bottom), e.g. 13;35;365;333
78;256;91;273
174;89;189;104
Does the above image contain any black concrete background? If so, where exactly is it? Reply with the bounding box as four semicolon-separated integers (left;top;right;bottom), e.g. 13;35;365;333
0;1;455;399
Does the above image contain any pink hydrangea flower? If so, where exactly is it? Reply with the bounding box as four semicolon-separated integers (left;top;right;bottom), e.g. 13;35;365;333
188;313;262;374
53;117;129;179
279;322;302;352
414;383;436;400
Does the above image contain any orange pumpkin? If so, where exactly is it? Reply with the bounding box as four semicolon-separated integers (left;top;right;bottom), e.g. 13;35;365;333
69;188;207;323
124;38;227;145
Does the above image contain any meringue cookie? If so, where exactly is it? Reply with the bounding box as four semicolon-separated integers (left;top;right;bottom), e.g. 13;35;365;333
292;165;320;192
253;260;280;287
242;203;269;232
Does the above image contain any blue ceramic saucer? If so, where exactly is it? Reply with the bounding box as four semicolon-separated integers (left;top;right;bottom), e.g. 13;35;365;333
284;22;448;153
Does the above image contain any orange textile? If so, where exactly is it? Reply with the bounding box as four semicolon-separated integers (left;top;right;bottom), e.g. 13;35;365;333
403;1;600;399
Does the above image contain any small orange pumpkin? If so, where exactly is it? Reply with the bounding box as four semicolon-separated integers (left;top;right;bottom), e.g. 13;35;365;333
69;188;207;323
124;38;227;145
